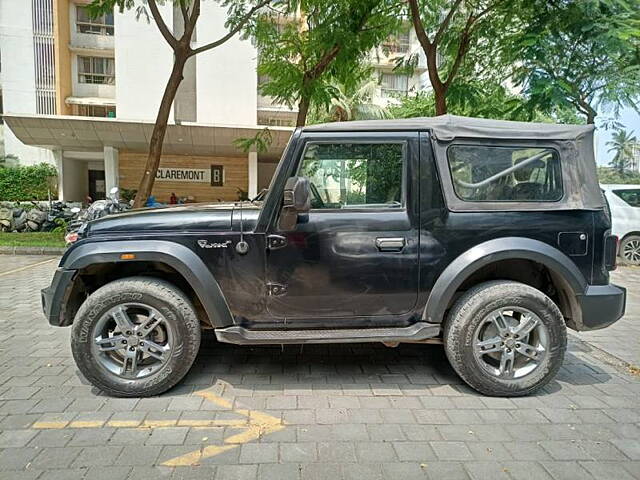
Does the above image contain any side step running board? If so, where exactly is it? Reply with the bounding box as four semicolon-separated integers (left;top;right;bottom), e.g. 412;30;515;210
215;322;441;345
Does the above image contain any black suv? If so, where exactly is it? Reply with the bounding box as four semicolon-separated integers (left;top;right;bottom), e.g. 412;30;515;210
42;115;626;397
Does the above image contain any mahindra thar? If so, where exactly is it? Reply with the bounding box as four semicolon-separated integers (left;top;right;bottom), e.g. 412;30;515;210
42;115;626;397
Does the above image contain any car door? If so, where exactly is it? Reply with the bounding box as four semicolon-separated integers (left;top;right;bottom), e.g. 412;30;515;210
265;131;420;321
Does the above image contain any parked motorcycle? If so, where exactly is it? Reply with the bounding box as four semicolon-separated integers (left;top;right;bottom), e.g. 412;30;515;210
66;187;129;244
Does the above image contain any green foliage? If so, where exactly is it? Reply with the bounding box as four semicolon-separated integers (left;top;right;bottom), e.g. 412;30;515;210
233;128;273;153
308;74;388;124
607;128;638;174
0;164;58;201
388;79;582;124
512;0;640;123
120;188;137;202
254;0;401;125
0;231;65;248
597;167;640;185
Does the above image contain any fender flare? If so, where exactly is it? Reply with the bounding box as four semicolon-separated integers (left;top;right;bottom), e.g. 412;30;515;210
422;237;588;324
62;239;234;328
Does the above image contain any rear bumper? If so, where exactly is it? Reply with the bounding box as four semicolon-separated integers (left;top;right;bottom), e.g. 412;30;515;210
576;283;626;331
41;268;76;326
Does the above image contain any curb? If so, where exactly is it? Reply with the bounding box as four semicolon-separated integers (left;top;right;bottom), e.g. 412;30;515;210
0;246;66;255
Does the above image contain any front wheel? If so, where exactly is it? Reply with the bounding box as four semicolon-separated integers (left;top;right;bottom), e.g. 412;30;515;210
444;280;566;397
71;277;201;397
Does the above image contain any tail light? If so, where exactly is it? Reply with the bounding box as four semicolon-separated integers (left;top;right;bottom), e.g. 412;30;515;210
604;234;618;271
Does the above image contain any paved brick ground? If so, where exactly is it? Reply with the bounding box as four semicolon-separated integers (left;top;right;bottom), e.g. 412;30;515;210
0;254;638;480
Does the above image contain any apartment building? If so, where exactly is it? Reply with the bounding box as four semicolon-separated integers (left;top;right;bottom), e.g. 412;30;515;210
0;0;427;202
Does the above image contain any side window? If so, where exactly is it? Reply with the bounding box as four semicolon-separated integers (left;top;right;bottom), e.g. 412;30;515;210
448;145;562;202
613;189;640;207
298;143;404;209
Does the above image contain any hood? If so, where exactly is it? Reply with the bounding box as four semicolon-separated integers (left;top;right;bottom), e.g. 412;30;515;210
86;203;237;236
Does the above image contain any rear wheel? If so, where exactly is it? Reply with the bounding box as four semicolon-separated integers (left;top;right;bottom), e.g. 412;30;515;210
620;235;640;265
71;277;201;397
444;280;566;397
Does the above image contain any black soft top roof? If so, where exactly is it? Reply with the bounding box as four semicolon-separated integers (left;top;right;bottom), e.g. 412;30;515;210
303;114;594;142
303;115;603;211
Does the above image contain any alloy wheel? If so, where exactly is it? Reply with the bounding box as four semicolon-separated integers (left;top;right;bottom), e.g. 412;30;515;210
472;307;549;379
622;239;640;264
91;303;174;379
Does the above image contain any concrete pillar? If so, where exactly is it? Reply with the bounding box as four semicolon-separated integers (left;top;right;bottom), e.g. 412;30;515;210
104;146;119;195
248;151;258;199
52;149;64;201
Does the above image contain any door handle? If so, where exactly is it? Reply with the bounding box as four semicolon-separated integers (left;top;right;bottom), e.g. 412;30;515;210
376;237;406;252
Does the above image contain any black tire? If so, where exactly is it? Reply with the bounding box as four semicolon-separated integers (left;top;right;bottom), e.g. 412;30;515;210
619;235;640;265
71;277;201;397
444;280;566;397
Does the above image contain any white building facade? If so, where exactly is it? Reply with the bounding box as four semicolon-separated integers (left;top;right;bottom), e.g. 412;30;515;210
0;0;428;201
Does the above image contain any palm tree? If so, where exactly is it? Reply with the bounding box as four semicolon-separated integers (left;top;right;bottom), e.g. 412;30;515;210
607;128;637;175
312;78;388;123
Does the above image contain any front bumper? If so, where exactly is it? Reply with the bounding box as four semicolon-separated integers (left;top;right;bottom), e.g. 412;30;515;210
41;268;77;326
576;283;626;331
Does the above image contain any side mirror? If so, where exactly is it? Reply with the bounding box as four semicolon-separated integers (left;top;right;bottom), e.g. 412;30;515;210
278;176;310;231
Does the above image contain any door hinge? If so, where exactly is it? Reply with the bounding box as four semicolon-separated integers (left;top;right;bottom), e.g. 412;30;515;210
266;283;287;296
267;234;287;250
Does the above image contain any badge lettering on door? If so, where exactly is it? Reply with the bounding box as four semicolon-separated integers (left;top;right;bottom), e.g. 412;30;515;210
198;239;232;249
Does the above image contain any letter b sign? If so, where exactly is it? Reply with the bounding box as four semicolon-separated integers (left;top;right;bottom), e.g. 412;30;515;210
210;165;224;187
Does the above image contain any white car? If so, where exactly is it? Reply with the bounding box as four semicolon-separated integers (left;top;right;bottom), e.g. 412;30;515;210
601;184;640;265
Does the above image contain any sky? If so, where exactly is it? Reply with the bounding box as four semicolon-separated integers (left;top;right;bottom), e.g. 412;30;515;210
595;107;640;166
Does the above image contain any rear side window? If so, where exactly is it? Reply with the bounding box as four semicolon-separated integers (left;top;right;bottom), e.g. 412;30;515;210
448;145;563;202
613;189;640;207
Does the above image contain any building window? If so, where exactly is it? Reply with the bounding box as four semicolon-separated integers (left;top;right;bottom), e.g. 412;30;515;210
257;114;294;127
380;73;409;97
382;30;410;54
76;6;114;35
74;104;116;118
78;56;115;85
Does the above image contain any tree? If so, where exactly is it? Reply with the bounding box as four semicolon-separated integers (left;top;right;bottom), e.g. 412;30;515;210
597;166;640;184
407;0;522;116
254;0;401;126
309;75;388;123
387;78;582;123
513;0;640;124
89;0;271;208
607;128;638;174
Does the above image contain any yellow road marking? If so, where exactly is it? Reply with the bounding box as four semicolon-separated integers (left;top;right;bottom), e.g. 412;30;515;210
141;419;177;428
107;420;141;428
32;421;68;429
161;389;286;467
0;258;56;278
28;389;286;467
69;420;106;428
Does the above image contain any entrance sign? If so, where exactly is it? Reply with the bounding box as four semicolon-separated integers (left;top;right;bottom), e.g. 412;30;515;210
210;165;224;187
156;167;210;183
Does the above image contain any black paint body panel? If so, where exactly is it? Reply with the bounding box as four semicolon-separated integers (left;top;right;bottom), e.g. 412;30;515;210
45;129;625;333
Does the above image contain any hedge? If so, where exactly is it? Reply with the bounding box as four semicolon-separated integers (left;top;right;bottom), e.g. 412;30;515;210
0;163;58;201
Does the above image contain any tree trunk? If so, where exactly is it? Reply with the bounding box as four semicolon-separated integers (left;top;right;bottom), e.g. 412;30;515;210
132;52;188;208
586;111;596;124
434;87;448;116
296;97;310;127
